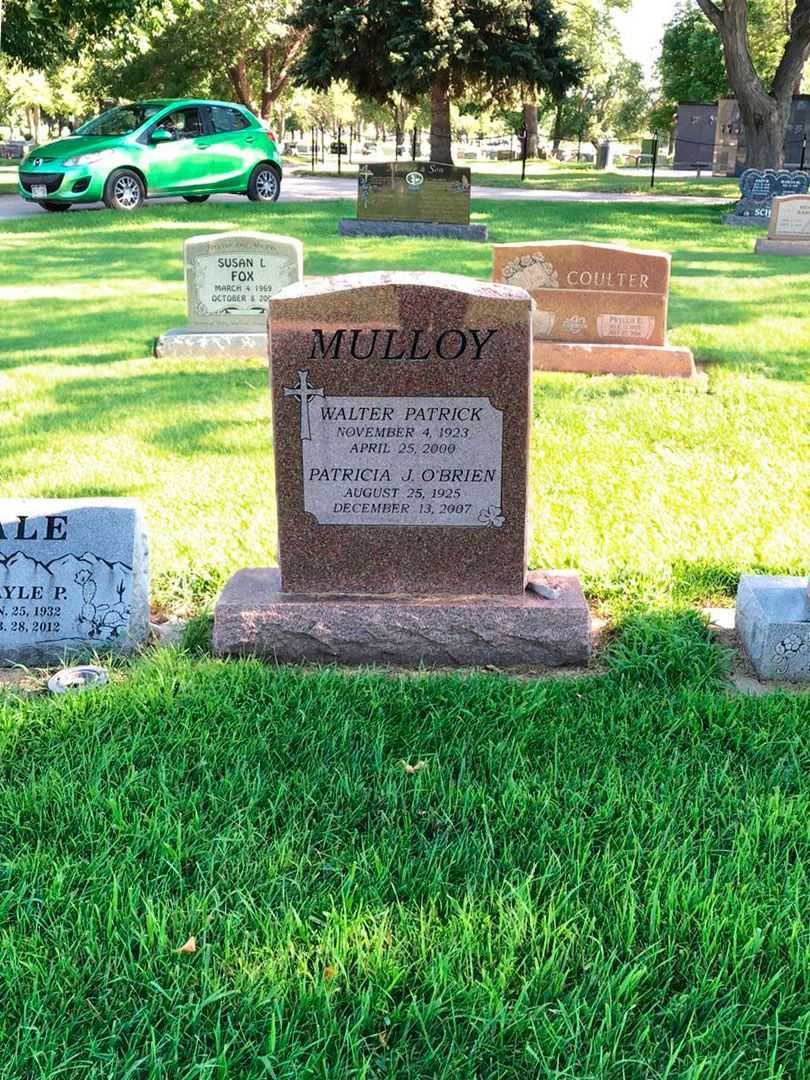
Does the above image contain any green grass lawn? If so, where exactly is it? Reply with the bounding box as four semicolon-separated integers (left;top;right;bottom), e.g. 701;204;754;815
1;198;806;614
1;197;809;1078
0;163;19;194
1;628;810;1078
289;159;740;199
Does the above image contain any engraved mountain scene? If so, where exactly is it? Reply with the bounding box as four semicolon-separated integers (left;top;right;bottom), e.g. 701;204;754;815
0;550;133;644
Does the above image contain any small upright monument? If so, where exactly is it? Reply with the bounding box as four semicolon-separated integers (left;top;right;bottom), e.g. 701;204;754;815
155;231;303;359
0;499;149;667
493;241;695;378
723;168;810;227
339;162;486;242
755;194;810;255
213;271;590;668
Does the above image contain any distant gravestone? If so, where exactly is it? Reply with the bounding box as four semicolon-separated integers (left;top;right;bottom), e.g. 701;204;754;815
755;194;810;255
213;271;590;668
724;168;810;227
339;162;486;242
155;231;303;359
0;500;149;667
492;241;695;378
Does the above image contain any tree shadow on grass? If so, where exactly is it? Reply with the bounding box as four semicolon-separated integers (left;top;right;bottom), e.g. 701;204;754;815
1;366;265;465
149;417;269;456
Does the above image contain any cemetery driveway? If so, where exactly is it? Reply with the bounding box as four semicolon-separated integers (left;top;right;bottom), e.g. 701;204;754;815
0;174;729;220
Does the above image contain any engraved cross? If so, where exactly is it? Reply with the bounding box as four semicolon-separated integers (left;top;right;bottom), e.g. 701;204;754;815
358;165;373;181
283;369;324;441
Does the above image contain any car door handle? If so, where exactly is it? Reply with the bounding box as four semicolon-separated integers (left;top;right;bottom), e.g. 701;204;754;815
245;136;255;143
194;141;211;149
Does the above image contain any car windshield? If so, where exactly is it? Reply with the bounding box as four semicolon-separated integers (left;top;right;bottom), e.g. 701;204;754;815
75;104;162;137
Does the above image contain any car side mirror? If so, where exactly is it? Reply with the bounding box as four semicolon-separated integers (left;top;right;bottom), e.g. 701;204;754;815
151;128;174;144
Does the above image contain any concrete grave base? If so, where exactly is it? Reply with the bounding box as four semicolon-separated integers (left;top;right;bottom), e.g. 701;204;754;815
155;328;267;360
213;567;591;669
755;237;810;256
736;575;810;682
533;340;696;378
722;214;769;228
338;218;488;242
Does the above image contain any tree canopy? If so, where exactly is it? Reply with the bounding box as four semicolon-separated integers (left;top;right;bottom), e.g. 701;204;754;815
289;0;582;161
688;0;809;167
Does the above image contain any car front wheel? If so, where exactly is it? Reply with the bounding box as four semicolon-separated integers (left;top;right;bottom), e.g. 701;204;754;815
104;169;145;211
247;163;280;203
39;201;71;212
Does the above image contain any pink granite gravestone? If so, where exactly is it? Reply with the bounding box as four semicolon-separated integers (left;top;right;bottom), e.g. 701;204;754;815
213;271;591;668
492;241;695;379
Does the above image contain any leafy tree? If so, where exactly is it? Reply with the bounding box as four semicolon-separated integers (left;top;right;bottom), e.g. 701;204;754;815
650;0;792;137
545;1;647;152
85;0;305;124
2;0;148;68
693;0;810;167
289;0;581;163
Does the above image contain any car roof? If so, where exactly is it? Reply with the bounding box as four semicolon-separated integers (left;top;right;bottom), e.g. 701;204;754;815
135;98;254;111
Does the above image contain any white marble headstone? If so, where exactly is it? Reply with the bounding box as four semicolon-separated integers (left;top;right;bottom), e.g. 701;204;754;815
0;499;149;666
185;231;304;331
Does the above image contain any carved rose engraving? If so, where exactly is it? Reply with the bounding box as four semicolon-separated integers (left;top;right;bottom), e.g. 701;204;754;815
502;254;560;290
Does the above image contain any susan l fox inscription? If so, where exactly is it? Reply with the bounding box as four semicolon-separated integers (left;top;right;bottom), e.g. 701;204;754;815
0;499;149;666
268;272;532;596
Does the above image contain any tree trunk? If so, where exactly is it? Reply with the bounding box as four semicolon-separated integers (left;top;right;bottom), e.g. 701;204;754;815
227;58;259;116
738;96;788;169
430;71;452;164
523;102;538;158
552;102;563;155
260;31;306;120
695;0;810;170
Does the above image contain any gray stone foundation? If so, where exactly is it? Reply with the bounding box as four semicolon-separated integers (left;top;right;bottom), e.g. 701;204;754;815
338;218;488;242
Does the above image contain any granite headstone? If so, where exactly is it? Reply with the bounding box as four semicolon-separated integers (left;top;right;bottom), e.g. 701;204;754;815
736;575;810;682
213;271;590;667
0;499;149;666
724;168;810;227
755;194;810;255
155;231;303;359
492;241;695;378
339;162;486;242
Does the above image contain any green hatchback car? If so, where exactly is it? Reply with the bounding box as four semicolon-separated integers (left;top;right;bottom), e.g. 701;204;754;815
18;98;283;212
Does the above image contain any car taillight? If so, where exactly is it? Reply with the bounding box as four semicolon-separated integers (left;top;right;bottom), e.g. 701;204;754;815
267;130;276;143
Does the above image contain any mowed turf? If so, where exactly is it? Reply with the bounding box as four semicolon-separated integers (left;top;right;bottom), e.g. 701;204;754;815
1;199;810;1078
1;624;809;1079
1;197;808;613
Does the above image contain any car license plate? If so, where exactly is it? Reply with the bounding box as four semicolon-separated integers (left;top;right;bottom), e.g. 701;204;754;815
31;184;47;197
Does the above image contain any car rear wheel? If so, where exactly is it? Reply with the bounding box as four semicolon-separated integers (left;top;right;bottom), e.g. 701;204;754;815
247;163;280;203
38;201;71;212
183;195;210;203
104;168;145;211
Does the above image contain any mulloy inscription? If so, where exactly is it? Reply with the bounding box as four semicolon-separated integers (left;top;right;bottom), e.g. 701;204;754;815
0;500;149;666
269;271;532;596
185;231;303;330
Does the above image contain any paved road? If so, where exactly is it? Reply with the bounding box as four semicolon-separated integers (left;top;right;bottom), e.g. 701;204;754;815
0;173;729;221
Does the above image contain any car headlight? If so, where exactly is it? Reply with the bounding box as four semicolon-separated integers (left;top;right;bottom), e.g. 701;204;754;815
63;149;116;166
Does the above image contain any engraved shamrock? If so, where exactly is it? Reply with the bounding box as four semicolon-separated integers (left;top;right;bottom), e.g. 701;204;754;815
479;505;505;528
